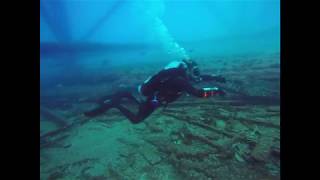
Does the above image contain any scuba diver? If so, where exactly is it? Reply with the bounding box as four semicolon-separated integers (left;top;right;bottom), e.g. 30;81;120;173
84;59;226;124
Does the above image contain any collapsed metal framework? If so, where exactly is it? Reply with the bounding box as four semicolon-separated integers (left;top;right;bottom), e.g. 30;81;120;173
40;0;125;56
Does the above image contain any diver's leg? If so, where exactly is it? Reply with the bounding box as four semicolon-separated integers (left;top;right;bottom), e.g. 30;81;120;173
84;90;141;117
115;101;156;124
113;90;141;104
84;103;113;117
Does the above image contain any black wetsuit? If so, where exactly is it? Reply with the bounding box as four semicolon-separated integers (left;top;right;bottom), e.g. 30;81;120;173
84;61;225;124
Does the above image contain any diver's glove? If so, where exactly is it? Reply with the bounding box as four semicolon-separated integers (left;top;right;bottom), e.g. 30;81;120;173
201;87;226;97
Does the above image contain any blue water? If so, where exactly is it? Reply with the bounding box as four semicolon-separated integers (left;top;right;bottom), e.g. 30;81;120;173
41;0;279;88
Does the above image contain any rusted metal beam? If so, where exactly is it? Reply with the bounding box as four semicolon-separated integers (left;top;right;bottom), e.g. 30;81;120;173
40;106;68;127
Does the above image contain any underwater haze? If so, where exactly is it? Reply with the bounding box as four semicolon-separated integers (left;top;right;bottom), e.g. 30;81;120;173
40;0;280;179
40;0;279;88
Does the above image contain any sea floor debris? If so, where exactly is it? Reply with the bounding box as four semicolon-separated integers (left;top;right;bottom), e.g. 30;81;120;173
40;104;280;179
